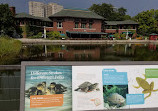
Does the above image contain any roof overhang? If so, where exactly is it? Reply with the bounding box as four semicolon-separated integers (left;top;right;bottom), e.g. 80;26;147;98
66;31;107;35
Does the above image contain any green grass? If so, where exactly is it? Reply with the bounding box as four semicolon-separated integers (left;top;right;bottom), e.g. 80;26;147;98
0;36;22;64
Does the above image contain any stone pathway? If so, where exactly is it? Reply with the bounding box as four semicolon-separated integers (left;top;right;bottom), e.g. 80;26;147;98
17;38;158;44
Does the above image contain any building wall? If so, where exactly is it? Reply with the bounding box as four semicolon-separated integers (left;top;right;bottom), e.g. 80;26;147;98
9;7;16;16
47;3;63;17
29;1;63;18
46;18;102;34
29;1;45;17
104;24;138;37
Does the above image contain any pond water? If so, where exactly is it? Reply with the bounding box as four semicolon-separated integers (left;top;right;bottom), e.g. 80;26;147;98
1;43;158;110
1;43;158;65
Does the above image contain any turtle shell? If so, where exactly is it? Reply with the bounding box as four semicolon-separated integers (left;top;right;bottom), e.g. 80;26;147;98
78;82;92;89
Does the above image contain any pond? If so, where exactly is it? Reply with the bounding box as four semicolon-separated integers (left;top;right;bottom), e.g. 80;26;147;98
1;43;158;65
1;43;158;110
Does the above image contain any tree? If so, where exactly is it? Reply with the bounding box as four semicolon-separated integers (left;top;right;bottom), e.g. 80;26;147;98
89;3;131;21
0;4;22;37
117;7;130;20
118;7;127;16
133;9;158;35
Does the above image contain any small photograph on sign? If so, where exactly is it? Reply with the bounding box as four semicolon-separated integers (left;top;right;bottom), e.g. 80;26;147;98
24;66;72;111
102;68;129;109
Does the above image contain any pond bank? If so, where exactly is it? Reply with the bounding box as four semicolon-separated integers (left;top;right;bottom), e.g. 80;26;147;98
17;38;158;44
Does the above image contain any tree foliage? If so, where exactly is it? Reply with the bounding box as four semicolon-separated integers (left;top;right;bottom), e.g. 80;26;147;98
89;3;131;21
47;31;61;39
0;4;22;37
133;9;158;35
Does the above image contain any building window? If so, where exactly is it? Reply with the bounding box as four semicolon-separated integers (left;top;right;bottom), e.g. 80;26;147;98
75;22;79;28
89;23;92;29
59;31;63;34
81;23;86;28
89;20;94;23
57;22;63;28
58;52;64;58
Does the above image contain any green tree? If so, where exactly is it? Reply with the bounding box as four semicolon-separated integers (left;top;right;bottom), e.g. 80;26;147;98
0;4;21;37
118;7;127;16
133;9;158;35
89;3;131;21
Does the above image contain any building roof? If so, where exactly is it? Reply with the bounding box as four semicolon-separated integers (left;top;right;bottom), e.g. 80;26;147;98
105;20;138;25
49;9;105;20
150;33;158;35
66;31;107;35
15;13;52;22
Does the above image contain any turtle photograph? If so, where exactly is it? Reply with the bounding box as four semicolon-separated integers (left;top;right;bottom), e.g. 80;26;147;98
25;81;67;98
74;81;100;93
24;66;72;111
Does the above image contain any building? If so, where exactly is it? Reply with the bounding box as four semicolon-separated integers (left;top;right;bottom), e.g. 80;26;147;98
103;20;138;37
29;1;63;18
46;3;63;17
15;13;53;38
10;6;138;38
149;33;158;40
48;9;106;38
29;1;45;17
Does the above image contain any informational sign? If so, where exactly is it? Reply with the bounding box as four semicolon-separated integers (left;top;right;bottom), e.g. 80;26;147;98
73;65;158;110
24;66;72;111
20;62;158;111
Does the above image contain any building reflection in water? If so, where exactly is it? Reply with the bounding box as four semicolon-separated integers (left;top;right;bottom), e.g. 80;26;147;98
20;43;158;62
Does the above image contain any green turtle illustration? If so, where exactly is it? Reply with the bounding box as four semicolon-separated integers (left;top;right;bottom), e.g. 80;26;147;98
75;82;100;93
133;74;158;100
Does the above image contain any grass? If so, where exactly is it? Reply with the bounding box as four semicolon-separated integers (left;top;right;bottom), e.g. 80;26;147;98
0;36;22;64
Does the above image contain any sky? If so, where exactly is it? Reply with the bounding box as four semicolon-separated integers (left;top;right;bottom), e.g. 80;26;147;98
1;0;158;17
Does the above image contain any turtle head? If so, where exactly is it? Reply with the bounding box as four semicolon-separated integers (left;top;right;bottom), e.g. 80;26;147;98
93;83;99;86
89;83;99;90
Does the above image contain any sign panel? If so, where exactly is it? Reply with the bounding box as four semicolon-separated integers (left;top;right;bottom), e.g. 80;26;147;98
20;62;158;111
24;66;72;111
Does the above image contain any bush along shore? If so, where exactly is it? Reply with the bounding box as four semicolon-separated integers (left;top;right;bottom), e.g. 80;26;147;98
0;36;22;65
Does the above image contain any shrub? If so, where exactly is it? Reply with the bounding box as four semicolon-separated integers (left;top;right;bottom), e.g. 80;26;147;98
0;36;22;58
114;33;120;40
47;31;61;39
120;34;126;40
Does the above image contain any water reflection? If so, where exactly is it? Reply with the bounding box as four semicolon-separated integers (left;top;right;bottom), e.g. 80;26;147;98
1;43;158;65
20;43;158;62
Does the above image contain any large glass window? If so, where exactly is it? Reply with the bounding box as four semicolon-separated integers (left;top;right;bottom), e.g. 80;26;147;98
57;22;63;28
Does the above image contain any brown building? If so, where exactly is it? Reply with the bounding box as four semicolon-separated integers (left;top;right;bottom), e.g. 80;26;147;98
12;7;138;38
103;20;138;37
47;9;106;38
15;13;53;38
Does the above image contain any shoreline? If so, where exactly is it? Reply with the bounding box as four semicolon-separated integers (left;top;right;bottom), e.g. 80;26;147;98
17;38;158;44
